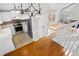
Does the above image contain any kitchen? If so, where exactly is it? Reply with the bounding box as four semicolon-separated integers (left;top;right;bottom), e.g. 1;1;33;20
0;3;50;55
0;3;79;56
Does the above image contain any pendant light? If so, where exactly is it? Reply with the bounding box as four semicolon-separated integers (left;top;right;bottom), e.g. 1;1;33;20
11;3;19;13
20;3;24;14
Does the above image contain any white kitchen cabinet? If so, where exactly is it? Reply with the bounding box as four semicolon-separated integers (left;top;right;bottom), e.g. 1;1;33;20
2;24;16;35
38;15;48;37
32;17;39;40
31;15;49;40
0;28;15;55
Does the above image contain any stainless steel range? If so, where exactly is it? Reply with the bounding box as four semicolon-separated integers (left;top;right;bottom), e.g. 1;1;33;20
13;21;23;34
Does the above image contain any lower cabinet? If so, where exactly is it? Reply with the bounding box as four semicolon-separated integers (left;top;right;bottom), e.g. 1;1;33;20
2;24;16;36
31;15;49;40
0;28;15;55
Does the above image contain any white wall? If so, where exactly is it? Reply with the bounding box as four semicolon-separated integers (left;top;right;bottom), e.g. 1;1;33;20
0;3;79;22
40;3;51;14
0;3;51;13
58;3;79;20
0;3;13;11
0;12;11;22
70;4;79;20
50;3;71;11
0;3;51;21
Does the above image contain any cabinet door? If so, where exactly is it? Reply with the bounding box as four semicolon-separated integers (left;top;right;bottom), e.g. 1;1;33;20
0;38;15;55
0;28;15;55
2;24;15;35
38;15;48;37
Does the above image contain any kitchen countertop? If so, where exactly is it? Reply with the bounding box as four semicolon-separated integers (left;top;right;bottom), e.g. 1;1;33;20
1;19;28;25
0;19;28;29
49;23;65;30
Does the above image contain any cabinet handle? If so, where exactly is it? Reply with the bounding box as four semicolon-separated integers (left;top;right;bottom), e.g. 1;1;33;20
42;26;45;28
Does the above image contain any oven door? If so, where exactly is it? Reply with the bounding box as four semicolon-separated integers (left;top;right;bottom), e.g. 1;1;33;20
14;24;23;33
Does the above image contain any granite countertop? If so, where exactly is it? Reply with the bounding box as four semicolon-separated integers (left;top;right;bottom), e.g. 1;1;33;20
0;19;28;29
1;19;28;26
64;20;77;24
49;23;65;30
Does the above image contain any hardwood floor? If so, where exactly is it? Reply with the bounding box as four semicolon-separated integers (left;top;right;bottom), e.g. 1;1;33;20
5;36;71;56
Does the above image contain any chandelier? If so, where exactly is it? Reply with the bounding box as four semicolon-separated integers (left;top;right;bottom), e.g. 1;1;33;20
11;3;41;17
